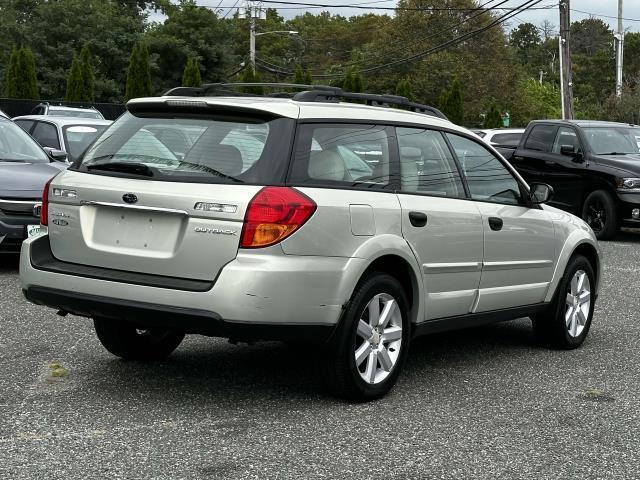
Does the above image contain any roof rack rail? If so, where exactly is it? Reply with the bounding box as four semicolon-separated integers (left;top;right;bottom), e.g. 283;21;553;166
162;83;448;120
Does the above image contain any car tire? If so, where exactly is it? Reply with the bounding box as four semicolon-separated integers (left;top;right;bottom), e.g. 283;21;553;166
532;255;595;349
319;272;410;401
582;190;618;240
93;317;185;360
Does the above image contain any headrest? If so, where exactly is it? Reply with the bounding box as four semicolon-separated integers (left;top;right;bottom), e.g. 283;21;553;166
308;149;345;181
207;144;243;177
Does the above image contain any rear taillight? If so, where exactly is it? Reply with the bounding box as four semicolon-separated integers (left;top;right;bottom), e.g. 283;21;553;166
41;177;54;226
240;187;316;248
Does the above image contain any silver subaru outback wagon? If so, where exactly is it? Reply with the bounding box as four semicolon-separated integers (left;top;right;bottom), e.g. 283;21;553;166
20;85;601;401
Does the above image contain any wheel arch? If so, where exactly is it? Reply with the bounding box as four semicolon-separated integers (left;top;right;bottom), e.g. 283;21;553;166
545;234;601;303
347;236;424;325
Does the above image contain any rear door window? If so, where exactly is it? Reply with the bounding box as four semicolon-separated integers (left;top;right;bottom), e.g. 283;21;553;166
396;127;465;198
524;125;558;152
15;120;35;133
289;124;393;189
31;121;60;149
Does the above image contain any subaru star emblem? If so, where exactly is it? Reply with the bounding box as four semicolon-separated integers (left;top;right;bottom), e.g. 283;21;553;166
122;193;138;204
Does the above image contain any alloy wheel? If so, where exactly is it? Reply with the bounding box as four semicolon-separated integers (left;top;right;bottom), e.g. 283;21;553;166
354;293;403;384
565;269;591;338
585;199;606;233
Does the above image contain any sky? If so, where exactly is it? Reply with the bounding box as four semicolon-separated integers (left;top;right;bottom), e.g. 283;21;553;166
164;1;640;33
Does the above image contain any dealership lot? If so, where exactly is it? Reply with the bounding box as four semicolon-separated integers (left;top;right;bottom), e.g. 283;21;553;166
1;234;639;479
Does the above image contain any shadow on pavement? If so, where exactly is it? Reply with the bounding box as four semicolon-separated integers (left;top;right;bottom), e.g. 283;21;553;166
0;254;20;272
82;318;539;405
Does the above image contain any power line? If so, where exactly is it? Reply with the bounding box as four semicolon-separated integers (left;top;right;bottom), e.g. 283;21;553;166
338;0;545;76
571;8;640;23
254;0;553;12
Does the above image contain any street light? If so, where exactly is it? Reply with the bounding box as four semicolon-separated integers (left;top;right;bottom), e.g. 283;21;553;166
251;30;299;71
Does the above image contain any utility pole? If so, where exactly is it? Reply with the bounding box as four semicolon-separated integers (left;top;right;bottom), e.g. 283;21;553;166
615;0;624;97
239;2;265;72
558;0;574;119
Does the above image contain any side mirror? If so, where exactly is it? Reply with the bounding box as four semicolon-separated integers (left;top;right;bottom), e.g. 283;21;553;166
560;144;584;163
529;183;554;205
43;147;68;162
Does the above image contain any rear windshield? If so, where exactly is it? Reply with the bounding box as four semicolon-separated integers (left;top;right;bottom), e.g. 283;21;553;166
63;124;109;162
50;108;103;119
0;118;49;163
76;112;294;184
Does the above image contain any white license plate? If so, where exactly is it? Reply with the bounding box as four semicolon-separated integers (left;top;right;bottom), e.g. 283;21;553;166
26;225;41;238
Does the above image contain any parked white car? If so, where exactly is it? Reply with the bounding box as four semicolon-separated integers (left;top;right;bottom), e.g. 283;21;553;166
13;115;112;162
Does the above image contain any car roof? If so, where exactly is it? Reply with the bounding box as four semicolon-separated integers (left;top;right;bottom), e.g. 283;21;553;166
12;115;112;127
47;105;98;111
128;96;469;135
530;119;638;128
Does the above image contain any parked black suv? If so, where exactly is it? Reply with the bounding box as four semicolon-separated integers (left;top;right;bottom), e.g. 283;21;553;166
504;120;640;239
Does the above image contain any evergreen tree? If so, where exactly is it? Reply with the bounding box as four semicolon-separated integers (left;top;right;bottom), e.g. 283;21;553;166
240;65;263;95
17;47;39;99
395;77;414;100
343;70;354;91
353;72;364;93
3;47;20;98
303;69;312;85
438;78;463;125
483;103;503;128
293;64;304;84
125;42;152;100
65;54;84;102
182;58;202;87
445;78;463;125
79;44;95;102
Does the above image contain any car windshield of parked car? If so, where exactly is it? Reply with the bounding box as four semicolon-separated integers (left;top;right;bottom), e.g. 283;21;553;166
62;124;110;162
0;118;49;163
77;112;293;184
583;127;640;155
50;109;103;119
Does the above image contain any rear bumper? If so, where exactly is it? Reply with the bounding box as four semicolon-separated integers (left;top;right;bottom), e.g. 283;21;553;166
20;235;365;334
23;286;334;341
0;214;34;253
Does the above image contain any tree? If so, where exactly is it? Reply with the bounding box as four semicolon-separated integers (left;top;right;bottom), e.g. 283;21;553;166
146;0;228;94
439;78;463;125
65;54;84;101
79;43;95;102
3;47;20;98
17;47;38;99
293;64;304;84
125;42;152;100
181;57;202;87
3;0;146;101
395;77;414;100
303;69;312;85
342;69;354;91
483;103;503;128
240;65;263;95
509;23;541;65
352;71;364;93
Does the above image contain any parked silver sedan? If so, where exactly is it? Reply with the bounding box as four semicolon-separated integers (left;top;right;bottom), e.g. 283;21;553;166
13;115;112;163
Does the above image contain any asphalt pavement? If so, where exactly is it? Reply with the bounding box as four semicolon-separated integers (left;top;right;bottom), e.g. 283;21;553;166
1;234;639;479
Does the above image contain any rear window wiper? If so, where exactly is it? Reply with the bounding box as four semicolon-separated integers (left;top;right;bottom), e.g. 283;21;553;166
599;152;629;155
86;162;154;177
177;160;243;183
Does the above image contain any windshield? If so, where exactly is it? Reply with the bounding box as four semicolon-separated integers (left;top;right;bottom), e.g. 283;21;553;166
49;108;103;119
77;112;294;184
583;126;640;155
63;124;110;162
0;118;49;163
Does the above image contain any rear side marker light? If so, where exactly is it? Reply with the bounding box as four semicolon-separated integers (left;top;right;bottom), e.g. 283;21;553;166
240;187;316;248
